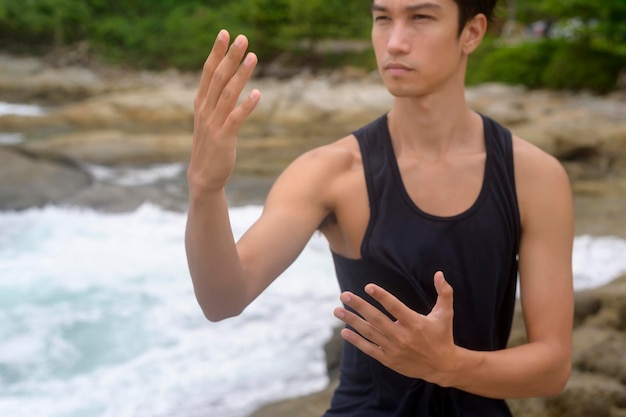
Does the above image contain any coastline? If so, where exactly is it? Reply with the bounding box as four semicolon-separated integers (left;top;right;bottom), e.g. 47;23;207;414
1;53;626;416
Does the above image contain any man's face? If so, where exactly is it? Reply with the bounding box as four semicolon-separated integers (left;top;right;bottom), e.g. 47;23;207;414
371;0;467;98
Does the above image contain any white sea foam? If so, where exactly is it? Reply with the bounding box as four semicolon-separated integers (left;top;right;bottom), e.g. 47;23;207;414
0;133;24;145
84;163;187;186
0;102;45;145
0;101;46;117
0;204;625;417
0;204;338;417
572;235;626;290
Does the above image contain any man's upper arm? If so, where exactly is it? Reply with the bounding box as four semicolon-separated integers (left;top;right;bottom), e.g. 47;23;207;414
234;145;345;304
515;138;574;354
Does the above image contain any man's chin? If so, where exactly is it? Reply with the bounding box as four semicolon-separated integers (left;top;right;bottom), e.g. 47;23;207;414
385;86;424;98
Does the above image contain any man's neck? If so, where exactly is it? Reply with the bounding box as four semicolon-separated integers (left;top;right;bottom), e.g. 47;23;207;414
387;85;481;160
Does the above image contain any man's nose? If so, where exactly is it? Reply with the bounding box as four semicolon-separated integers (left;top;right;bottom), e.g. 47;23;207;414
387;24;411;55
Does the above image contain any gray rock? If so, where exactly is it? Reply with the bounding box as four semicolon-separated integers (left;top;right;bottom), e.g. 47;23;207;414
0;62;104;102
573;290;603;328
545;372;626;417
586;274;626;330
507;397;550;417
483;100;529;126
324;326;344;381
19;130;193;166
247;382;336;417
578;331;626;385
0;147;91;210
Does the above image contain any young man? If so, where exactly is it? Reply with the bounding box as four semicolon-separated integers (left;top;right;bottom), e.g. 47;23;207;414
185;0;574;415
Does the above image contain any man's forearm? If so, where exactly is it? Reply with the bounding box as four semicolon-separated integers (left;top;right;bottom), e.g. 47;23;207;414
444;341;571;399
185;189;248;321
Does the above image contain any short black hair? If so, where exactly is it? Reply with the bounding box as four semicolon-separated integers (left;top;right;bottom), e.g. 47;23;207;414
455;0;498;34
370;0;499;36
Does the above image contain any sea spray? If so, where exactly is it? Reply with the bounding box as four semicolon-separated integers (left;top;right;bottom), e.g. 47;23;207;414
1;204;625;417
0;204;337;417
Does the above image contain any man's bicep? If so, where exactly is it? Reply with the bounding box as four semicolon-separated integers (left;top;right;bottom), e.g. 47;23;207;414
517;156;574;347
235;150;333;300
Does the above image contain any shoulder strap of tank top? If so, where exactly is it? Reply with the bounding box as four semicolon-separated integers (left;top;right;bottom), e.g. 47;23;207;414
482;114;515;182
352;114;390;250
481;113;521;253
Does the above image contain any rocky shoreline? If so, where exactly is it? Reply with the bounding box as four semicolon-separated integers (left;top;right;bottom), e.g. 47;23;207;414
2;55;626;219
1;54;626;416
2;54;626;212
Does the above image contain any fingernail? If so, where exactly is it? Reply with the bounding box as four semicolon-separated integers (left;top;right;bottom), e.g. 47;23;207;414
234;35;244;46
334;310;345;319
340;293;352;303
244;53;255;65
217;30;227;41
365;285;375;295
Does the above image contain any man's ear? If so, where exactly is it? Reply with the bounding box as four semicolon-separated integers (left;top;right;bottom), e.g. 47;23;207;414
461;14;488;55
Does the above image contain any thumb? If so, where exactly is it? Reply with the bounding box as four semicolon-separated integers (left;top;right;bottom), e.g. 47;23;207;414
430;271;454;320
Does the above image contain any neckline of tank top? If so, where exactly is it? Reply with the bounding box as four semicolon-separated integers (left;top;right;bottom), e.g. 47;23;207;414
378;112;495;222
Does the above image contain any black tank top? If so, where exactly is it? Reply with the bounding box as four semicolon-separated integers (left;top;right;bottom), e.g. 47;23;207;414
323;114;521;417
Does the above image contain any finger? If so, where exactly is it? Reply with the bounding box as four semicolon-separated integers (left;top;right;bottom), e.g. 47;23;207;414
430;271;454;320
204;34;249;113
364;283;416;324
217;51;259;131
334;305;387;347
222;87;261;138
340;290;397;333
195;30;230;108
340;327;387;363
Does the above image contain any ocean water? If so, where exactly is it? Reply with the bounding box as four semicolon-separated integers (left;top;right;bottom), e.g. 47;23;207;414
1;204;626;417
0;205;339;417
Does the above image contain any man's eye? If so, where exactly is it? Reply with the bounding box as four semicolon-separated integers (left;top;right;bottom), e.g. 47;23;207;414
374;15;390;22
413;14;433;20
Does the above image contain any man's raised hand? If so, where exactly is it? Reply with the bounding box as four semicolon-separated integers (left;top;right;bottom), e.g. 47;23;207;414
188;30;260;196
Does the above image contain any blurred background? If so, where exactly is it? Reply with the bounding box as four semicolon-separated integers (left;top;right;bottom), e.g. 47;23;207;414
0;1;625;417
0;0;624;88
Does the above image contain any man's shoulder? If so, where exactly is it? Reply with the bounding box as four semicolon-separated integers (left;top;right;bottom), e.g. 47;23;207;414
290;134;362;174
511;134;567;179
512;134;572;223
267;133;362;202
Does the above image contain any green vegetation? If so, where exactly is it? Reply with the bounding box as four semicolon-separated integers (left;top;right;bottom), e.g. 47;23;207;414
517;0;626;48
467;38;626;93
0;0;623;92
468;0;626;92
0;0;370;70
467;38;558;89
